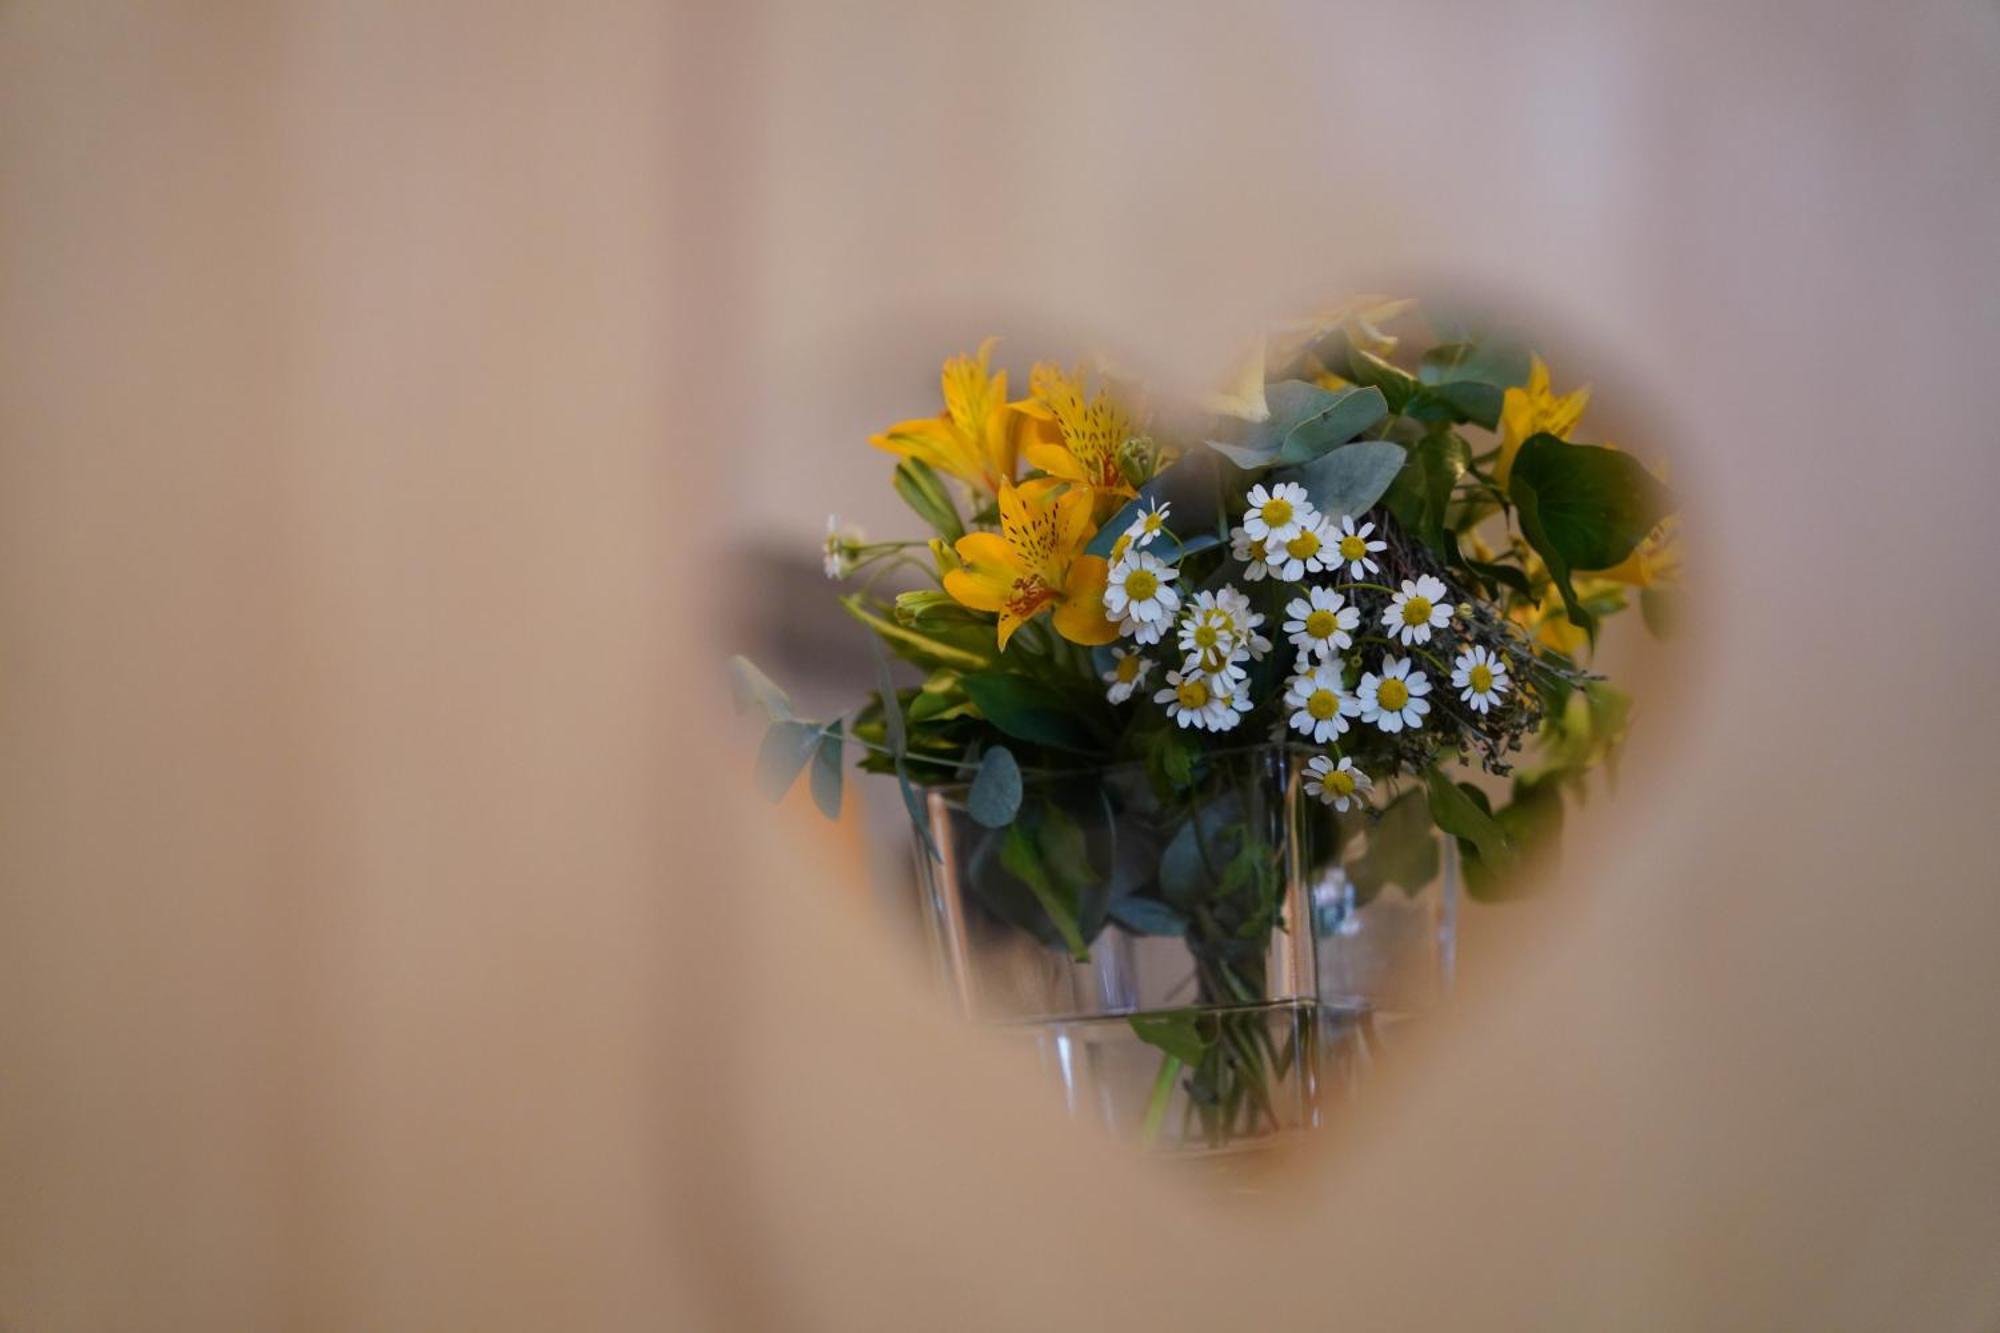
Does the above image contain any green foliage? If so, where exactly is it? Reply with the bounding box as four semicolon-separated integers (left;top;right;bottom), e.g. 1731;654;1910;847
1347;788;1440;902
755;718;820;800
1424;767;1513;874
965;745;1023;828
1510;433;1674;637
999;822;1089;961
1382;430;1470;552
1274;440;1406;519
1205;381;1388;470
1127;1009;1213;1065
959;672;1099;751
1086;448;1228;559
892;458;964;540
728;654;793;721
809;721;845;819
839;594;993;672
871;636;939;862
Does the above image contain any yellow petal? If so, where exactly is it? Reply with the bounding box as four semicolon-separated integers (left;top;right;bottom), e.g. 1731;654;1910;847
1022;441;1088;482
943;565;1011;614
1052;556;1119;645
1202;343;1270;422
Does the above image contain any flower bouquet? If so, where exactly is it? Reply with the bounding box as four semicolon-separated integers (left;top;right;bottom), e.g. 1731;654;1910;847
735;298;1679;1152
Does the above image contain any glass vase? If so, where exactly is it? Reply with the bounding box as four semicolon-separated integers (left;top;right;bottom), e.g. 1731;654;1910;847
912;742;1456;1154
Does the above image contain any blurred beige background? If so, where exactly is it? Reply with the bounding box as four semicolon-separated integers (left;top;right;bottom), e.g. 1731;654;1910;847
4;2;1998;1330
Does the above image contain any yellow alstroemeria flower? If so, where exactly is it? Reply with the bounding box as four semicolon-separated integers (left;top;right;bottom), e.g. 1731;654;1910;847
1495;354;1590;489
1587;514;1683;587
1204;296;1413;421
1017;362;1140;506
943;479;1119;649
869;338;1027;495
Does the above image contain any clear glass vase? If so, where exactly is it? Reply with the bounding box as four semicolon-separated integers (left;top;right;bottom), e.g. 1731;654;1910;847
913;742;1456;1155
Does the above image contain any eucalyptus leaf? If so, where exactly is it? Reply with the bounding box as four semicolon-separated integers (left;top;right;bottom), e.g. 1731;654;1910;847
1274;440;1407;519
1085;449;1227;558
1108;895;1187;937
728;655;793;721
965;745;1022;828
871;636;938;861
809;720;844;819
755;719;820;801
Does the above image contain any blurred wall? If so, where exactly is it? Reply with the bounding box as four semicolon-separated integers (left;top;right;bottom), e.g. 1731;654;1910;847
3;2;1998;1330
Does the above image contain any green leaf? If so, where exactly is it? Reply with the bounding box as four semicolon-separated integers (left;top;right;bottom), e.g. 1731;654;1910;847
1274;440;1407;519
1418;337;1531;390
1203;381;1387;469
728;655;793;721
1510;473;1590;638
1424;768;1512;872
1159;794;1244;906
1382;431;1469;552
959;673;1096;751
810;721;844;819
1347;788;1440;900
1127;1009;1212;1066
756;719;820;801
892;458;964;541
965;746;1022;828
1340;344;1419;412
1000;823;1088;961
839;594;993;672
1422;380;1504;429
1510;434;1675;572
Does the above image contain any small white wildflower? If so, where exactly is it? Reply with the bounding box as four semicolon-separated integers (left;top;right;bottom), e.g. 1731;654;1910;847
1451;644;1511;714
1357;655;1433;733
1284;586;1358;659
1304;754;1373;812
1102;647;1154;704
1284;658;1361;743
1240;481;1314;545
1383;574;1453;646
1330;514;1387;578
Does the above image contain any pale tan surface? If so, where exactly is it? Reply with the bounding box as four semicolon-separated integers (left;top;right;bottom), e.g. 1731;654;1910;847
3;3;1999;1330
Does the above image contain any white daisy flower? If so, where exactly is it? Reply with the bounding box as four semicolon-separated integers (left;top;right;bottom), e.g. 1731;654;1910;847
1175;591;1239;663
1124;614;1167;646
1330;515;1388;578
1204;677;1253;732
1383;574;1453;646
1230;525;1275;581
1213;585;1272;660
1155;669;1235;732
1186;640;1251;686
1284;659;1361;743
1124;498;1173;550
1304;754;1373;812
1357;655;1433;733
1451;644;1511;714
1269;513;1335;582
1102;647;1154;704
1240;481;1313;545
1104;552;1180;627
1284;586;1359;659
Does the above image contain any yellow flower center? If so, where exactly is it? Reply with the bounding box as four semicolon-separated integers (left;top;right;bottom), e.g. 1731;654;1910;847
1285;529;1321;559
1193;622;1220;650
1124;568;1159;601
1116;654;1142;683
1305;609;1337;639
1338;534;1368;560
1401;596;1432;627
1142;513;1165;534
1469;663;1493;694
1376;678;1410;710
1249;538;1268;562
1260;498;1294;529
1326;770;1356;797
1176;678;1210;709
1307;689;1339;720
1110;533;1131;562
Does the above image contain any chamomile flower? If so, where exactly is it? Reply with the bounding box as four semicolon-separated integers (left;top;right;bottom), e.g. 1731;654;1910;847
1285;659;1361;743
1241;481;1313;545
1451;644;1511;713
1304;754;1373;812
1188;640;1252;686
1102;647;1154;704
1176;591;1240;663
1156;669;1237;732
1383;574;1452;646
1269;513;1334;581
1104;551;1180;628
1330;515;1387;578
1124;498;1173;550
1213;585;1273;660
1205;677;1253;732
1284;586;1359;659
1229;525;1275;581
1357;655;1432;733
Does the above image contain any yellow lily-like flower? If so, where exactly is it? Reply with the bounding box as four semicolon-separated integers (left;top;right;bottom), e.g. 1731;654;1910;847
1204;296;1413;421
869;338;1027;495
1018;362;1140;507
1495;354;1590;488
1587;515;1683;587
942;478;1118;649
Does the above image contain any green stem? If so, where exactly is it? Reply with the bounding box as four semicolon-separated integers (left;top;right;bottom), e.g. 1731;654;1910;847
1138;1054;1182;1149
